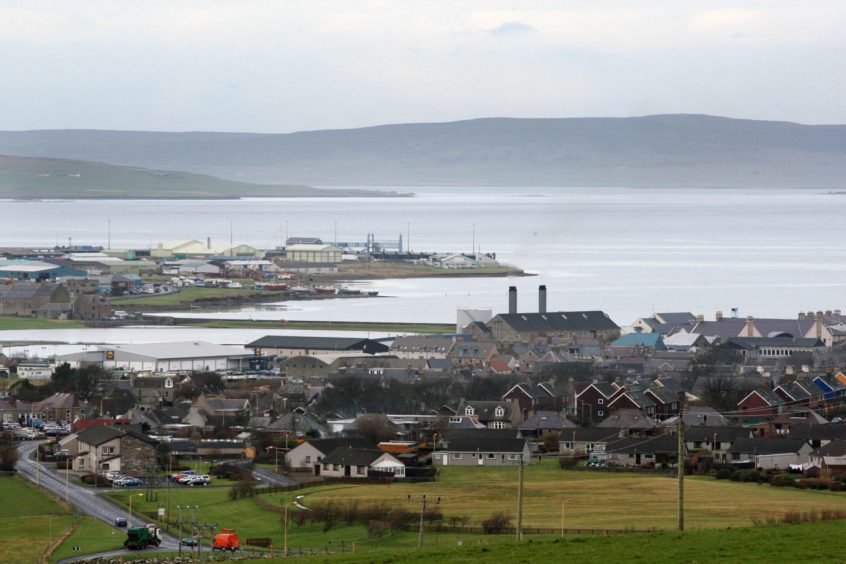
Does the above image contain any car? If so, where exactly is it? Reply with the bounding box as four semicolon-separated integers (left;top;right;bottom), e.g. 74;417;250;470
105;471;124;481
181;537;199;547
186;475;210;486
171;470;196;482
114;517;128;528
119;478;144;487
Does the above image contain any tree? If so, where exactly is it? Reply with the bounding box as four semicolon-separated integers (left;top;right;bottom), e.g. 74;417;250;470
0;439;19;471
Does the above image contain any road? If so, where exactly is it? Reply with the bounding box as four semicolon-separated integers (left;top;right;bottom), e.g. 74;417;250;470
15;442;180;555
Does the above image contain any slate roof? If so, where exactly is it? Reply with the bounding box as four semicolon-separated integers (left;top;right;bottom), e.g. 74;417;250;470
726;337;823;349
654;312;698;326
306;437;376;455
442;435;527;454
774;381;812;402
518;411;577;431
247;336;389;354
562;427;619;442
459;401;514;422
685;426;748;443
815;440;846;457
789;424;846;441
728;437;808;455
605;435;679;454
644;386;678;405
76;425;124;447
611;333;666;349
496;311;619;333
390;336;454;353
321;448;384;466
597;409;657;429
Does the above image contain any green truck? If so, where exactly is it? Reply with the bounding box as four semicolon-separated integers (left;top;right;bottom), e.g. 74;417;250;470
124;524;163;550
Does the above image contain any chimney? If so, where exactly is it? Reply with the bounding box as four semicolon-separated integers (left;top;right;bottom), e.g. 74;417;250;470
715;311;723;321
696;314;704;323
798;312;806;320
538;285;547;314
508;286;517;314
836;309;842;316
826;310;833;317
815;312;823;338
207;237;211;249
746;315;754;337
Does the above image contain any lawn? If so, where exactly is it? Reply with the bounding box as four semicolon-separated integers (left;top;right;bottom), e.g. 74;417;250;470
299;460;846;530
0;315;83;330
0;476;73;563
50;517;123;563
106;460;846;558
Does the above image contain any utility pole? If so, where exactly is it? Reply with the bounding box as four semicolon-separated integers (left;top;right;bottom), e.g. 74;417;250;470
408;494;440;548
36;444;40;486
284;505;288;556
677;392;685;532
516;453;524;541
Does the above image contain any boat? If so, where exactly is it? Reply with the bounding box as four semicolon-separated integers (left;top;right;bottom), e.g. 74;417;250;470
338;287;361;295
366;290;379;296
264;283;289;291
314;286;337;295
289;286;315;294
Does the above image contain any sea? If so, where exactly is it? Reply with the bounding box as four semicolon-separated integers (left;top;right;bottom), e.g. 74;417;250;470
2;186;846;347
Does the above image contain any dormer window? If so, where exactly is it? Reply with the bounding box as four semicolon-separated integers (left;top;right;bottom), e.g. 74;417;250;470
495;406;505;417
465;406;475;416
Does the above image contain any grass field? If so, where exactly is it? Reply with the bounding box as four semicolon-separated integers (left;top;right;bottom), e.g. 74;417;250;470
0;315;83;330
0;476;72;563
50;517;123;563
300;461;846;530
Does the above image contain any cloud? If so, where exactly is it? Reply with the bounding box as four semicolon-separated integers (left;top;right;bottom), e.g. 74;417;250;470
489;21;537;36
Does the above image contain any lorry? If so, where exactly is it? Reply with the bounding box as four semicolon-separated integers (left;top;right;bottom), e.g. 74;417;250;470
212;528;241;551
124;524;163;550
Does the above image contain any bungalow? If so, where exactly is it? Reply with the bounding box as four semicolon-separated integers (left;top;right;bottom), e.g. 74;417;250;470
596;409;658;434
684;426;748;463
317;448;405;478
433;433;530;467
728;437;814;470
600;435;681;468
788;424;846;449
285;438;377;470
558;427;617;457
31;393;84;422
517;411;576;439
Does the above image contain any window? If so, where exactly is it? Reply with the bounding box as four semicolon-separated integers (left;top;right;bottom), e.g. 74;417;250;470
494;406;505;417
491;421;505;429
507;454;518;461
597;399;604;405
305;456;311;464
586;443;595;452
452;453;462;459
693;441;702;448
465;406;475;416
486;453;495;459
449;416;461;423
334;464;340;471
597;411;604;417
356;465;366;475
78;459;85;469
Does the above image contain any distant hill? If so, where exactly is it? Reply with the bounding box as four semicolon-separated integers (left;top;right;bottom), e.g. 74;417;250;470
0;155;393;199
1;115;846;188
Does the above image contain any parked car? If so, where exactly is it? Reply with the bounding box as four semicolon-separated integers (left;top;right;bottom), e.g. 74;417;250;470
171;470;196;482
114;517;128;528
185;475;210;487
119;478;144;488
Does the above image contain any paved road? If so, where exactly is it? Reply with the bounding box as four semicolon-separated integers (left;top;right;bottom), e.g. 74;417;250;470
251;464;299;487
15;442;181;556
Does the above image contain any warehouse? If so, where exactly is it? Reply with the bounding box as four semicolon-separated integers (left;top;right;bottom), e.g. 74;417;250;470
56;342;254;373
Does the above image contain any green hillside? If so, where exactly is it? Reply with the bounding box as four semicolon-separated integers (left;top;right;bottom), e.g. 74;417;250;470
0;155;396;199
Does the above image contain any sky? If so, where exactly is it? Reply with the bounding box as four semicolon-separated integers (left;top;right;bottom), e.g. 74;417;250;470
1;0;845;133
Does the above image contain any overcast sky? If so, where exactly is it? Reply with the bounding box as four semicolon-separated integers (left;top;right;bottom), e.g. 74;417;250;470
2;0;845;132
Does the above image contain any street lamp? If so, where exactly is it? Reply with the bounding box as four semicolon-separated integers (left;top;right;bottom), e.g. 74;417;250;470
128;492;143;525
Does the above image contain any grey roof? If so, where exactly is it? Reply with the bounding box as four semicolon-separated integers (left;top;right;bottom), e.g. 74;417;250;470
305;437;376;455
669;406;730;427
789;424;846;441
390;336;454;353
605;435;679;454
562;427;619;442
247;336;389;354
726;337;823;349
266;413;325;434
427;359;453;371
504;383;553;401
495;311;619;333
597;409;657;429
685;426;748;443
460;401;514;422
448;342;497;360
101;342;251;360
775;382;812;402
644;387;678;405
76;425;124;447
586;382;621;399
518;411;576;431
815;440;846;457
321;448;384;466
741;389;784;407
442;435;527;454
728;437;808;455
654;312;697;326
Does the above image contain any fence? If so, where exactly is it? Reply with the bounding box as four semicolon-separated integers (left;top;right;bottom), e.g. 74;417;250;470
400;524;662;536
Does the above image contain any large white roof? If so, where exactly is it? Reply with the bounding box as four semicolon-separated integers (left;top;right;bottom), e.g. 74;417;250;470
99;341;250;360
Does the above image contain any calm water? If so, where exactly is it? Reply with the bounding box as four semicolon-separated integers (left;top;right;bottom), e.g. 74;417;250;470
3;187;845;335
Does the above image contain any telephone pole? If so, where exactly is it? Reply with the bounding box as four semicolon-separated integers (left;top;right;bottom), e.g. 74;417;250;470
516;453;524;541
677;392;685;532
408;494;440;548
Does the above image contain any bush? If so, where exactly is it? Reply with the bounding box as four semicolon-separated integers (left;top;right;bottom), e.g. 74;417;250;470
228;477;256;500
0;441;19;471
558;455;577;469
481;512;512;534
714;467;734;480
769;474;794;487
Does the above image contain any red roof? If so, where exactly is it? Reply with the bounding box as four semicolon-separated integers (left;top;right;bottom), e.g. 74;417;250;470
489;359;512;374
73;418;130;432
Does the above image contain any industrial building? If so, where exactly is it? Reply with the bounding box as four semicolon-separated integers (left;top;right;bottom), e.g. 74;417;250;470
56;342;255;373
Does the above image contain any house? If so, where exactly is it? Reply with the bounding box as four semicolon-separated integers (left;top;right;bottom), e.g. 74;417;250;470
0;282;72;317
662;332;709;352
643;387;681;421
690;312;844;350
607;392;657;420
558;427;617;457
596;409;658;434
684;426;748;463
609;333;667;352
72;425;157;474
433;432;530;467
631;312;697;335
773;381;814;406
736;389;784;422
265;412;326;438
788;424;846;449
0;398;32;422
501;382;556;413
456;400;520;429
31;393;84;422
574;381;625;422
660;406;729;428
600;435;681;468
724;337;824;360
447;342;499;369
389;336;454;359
285;437;375;470
317;448;405;478
195;396;252;419
727;437;814;470
517;411;576;439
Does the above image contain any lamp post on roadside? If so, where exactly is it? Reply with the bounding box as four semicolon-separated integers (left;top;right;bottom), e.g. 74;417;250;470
127;492;143;525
